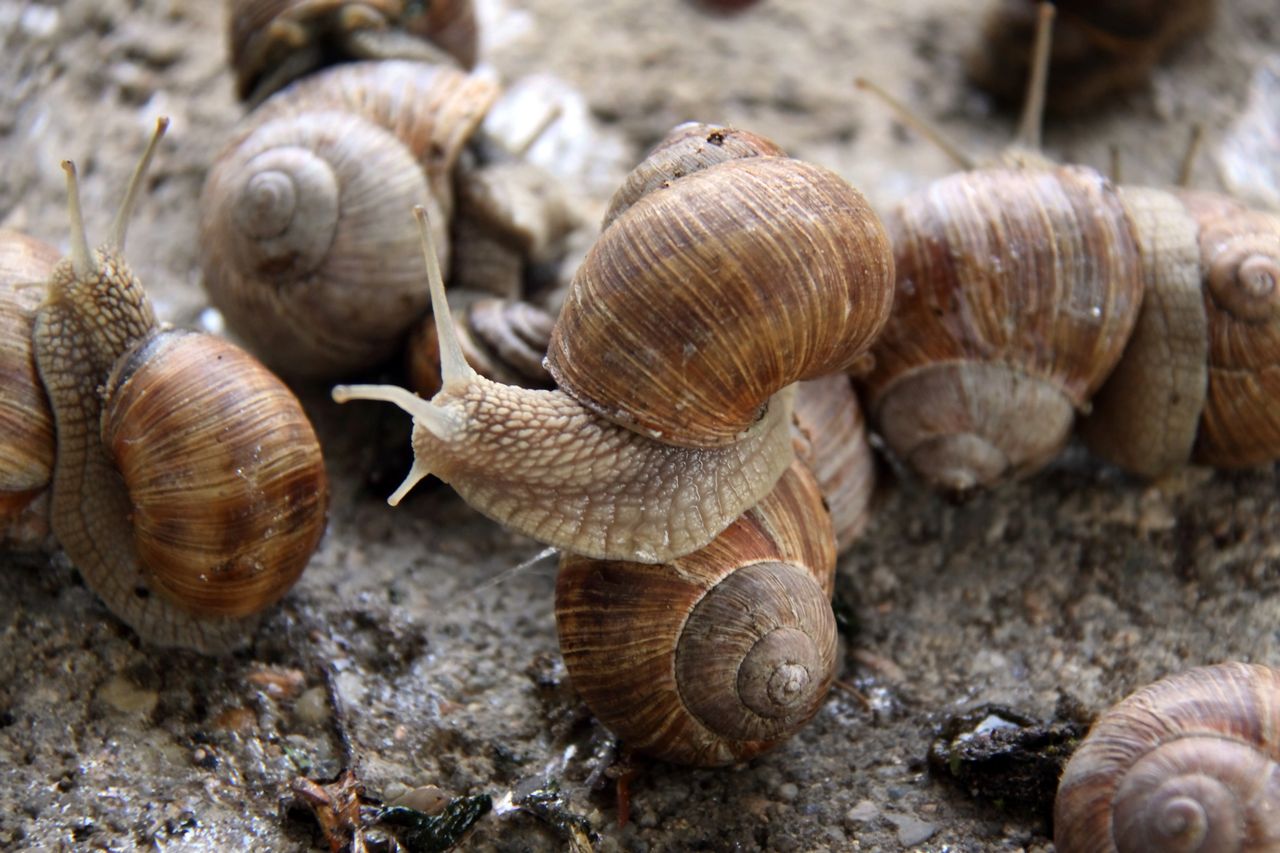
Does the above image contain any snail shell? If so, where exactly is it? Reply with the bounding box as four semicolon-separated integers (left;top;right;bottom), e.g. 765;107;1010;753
555;460;837;766
199;60;498;378
1080;190;1280;474
861;164;1144;492
968;0;1217;115
229;0;479;103
792;374;876;553
0;230;58;525
1054;662;1280;852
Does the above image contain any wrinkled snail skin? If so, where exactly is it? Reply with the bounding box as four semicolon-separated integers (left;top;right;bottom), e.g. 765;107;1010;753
1054;662;1280;853
228;0;479;105
968;0;1218;115
34;125;329;654
0;230;59;528
199;60;498;379
555;460;838;767
335;125;895;564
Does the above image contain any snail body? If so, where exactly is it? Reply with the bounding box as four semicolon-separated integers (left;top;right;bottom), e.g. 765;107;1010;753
555;460;838;766
35;122;329;653
1054;662;1280;852
335;125;894;563
228;0;478;104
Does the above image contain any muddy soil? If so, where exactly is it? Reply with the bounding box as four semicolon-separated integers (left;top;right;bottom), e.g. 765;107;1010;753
0;0;1277;850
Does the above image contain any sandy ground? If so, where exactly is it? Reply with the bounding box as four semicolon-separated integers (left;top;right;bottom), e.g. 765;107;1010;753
0;0;1277;850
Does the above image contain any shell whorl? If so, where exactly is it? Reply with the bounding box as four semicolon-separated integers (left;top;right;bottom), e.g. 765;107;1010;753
555;461;837;766
1054;662;1280;853
546;155;895;449
101;330;330;620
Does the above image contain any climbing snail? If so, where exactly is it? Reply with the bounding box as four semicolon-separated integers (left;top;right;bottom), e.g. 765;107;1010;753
334;123;895;563
857;4;1279;491
1054;662;1280;852
33;119;329;653
227;0;478;105
968;0;1217;115
199;57;576;380
556;459;838;766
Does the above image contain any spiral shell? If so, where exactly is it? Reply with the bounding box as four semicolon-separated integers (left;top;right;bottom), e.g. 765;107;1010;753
199;61;498;378
101;330;330;619
0;230;57;523
555;461;837;766
1079;190;1280;474
1054;662;1280;852
861;164;1144;492
546;155;895;448
228;0;479;103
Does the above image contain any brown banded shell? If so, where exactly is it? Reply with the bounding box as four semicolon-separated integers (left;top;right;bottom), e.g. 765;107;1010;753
1054;662;1280;853
602;122;787;228
0;230;58;523
546;155;895;449
1080;190;1280;474
229;0;479;103
100;330;330;619
555;461;837;766
199;61;498;378
792;374;875;552
862;164;1144;492
968;0;1217;115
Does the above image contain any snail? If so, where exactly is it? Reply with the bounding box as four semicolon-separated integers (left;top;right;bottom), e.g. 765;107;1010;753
792;374;876;553
857;3;1279;491
228;0;479;105
555;458;838;766
334;123;895;563
967;0;1217;115
0;229;59;533
1054;662;1280;852
33;119;330;653
199;58;577;380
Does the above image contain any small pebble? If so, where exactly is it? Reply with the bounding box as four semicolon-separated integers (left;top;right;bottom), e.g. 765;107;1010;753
888;813;936;847
846;799;879;823
776;782;799;802
97;675;158;715
293;686;331;727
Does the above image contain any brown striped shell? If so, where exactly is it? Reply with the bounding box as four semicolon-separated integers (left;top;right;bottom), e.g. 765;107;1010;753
0;230;57;525
555;461;837;766
199;61;498;378
968;0;1217;115
791;374;875;552
547;154;895;449
228;0;479;103
101;330;329;620
1054;662;1280;852
1080;190;1280;475
861;164;1144;492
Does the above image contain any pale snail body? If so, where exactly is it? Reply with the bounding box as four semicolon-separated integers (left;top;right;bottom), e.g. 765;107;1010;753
200;60;497;378
968;0;1217;115
228;0;478;104
0;230;58;526
35;124;329;653
335;125;895;563
1054;662;1280;852
555;460;838;766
